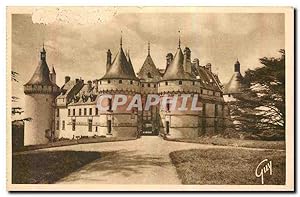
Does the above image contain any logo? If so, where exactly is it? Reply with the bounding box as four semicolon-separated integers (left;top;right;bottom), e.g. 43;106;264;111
255;159;272;184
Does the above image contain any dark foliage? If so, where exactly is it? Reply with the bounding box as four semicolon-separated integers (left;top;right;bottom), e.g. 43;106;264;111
229;50;285;133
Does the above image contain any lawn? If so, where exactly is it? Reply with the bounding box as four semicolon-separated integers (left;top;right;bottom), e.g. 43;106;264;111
166;137;285;150
12;150;103;184
170;148;285;185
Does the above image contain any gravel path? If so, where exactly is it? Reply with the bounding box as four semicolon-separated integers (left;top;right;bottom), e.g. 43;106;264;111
35;136;280;184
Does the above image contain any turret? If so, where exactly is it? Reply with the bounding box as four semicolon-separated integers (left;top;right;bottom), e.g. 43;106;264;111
23;44;60;145
223;59;244;96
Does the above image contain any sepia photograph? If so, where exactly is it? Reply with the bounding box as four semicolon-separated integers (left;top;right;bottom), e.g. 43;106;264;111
6;6;294;191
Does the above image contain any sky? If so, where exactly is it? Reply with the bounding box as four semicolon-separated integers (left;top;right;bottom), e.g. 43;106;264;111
11;7;285;116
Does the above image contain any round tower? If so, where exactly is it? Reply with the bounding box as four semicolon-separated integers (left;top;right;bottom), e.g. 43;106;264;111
158;37;201;138
23;45;60;145
97;36;141;137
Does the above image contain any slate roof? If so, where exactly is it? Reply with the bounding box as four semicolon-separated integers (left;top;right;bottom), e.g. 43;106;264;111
101;43;138;80
162;47;194;81
223;72;244;94
25;47;58;87
137;54;161;82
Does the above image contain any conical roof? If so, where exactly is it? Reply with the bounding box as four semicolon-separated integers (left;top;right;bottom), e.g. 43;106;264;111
223;72;244;94
25;47;55;86
101;45;137;80
126;51;136;78
138;54;161;82
162;47;193;80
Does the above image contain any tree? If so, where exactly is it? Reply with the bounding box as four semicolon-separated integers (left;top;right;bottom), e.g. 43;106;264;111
11;71;31;122
229;49;285;134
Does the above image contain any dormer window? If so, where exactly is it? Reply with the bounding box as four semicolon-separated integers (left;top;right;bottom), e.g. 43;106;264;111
147;72;152;78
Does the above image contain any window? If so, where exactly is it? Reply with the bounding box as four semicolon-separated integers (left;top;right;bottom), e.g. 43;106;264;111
95;126;98;132
89;108;92;115
179;81;182;85
147;83;151;87
108;80;110;84
193;81;195;86
84;108;87;116
62;120;65;130
154;84;156;88
79;108;82;116
215;104;218;116
130;80;133;84
147;72;152;78
166;103;170;112
72;119;76;131
68;109;71;116
88;119;92;132
99;80;102;85
119;80;122;84
56;109;59;117
108;98;112;111
142;84;144;87
201;89;203;94
56;120;59;130
73;109;75;116
95;107;98;115
107;120;112;134
165;81;168;85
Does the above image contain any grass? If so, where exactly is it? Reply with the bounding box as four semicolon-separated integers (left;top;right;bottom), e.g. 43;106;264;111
170;148;286;185
166;137;285;150
12;150;103;184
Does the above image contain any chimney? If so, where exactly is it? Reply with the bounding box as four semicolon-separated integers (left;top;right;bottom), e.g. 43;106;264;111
205;63;212;72
234;60;240;73
166;53;173;70
193;58;200;67
183;47;192;73
106;49;112;72
87;80;92;91
65;76;71;84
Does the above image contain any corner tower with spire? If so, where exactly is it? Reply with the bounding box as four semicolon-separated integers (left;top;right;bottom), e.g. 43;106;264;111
23;44;60;145
223;59;245;98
